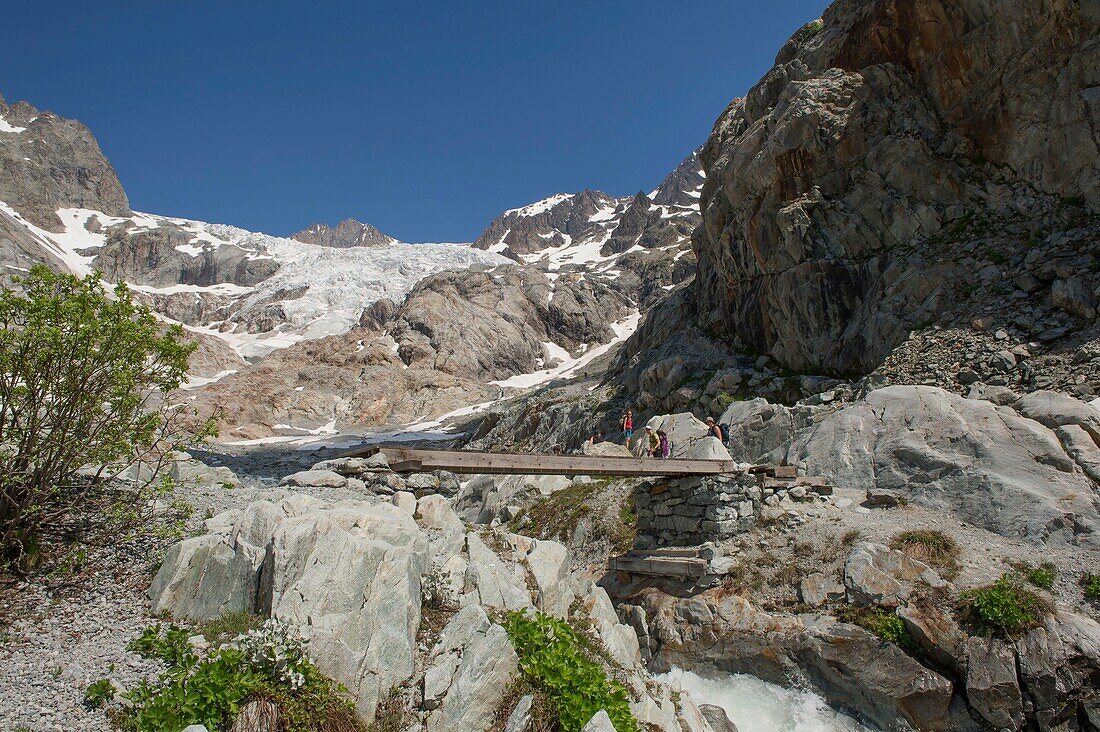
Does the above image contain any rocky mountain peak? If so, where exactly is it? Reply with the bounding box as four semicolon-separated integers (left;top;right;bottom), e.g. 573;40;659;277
291;218;397;248
649;147;704;207
0;92;130;232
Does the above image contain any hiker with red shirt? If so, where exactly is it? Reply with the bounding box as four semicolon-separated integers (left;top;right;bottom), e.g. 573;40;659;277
621;409;634;449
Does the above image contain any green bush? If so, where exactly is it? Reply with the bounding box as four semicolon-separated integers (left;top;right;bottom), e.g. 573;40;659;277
838;606;921;656
504;611;639;732
0;266;213;564
84;678;116;708
117;620;362;732
958;574;1050;639
1012;561;1056;590
1081;573;1100;601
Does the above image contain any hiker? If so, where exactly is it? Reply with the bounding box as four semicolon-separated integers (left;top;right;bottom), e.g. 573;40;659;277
586;431;603;445
643;426;661;457
621;409;634;449
657;429;670;459
705;417;723;442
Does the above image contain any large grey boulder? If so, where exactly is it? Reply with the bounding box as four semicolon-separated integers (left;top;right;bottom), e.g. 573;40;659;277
423;605;520;731
897;603;968;679
462;532;531;611
148;536;259;619
278;469;350;488
843;542;946;607
718;398;818;464
966;637;1024;730
645;413;714;458
150;495;429;723
1014;390;1100;444
790;386;1100;547
573;580;641;668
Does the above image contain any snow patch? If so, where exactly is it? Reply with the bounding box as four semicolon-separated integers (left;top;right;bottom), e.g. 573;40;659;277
491;310;641;389
0;113;27;134
505;193;571;217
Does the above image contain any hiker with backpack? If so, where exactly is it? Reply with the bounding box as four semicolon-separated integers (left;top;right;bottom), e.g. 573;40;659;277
620;409;635;449
643;426;661;457
657;429;670;459
705;417;723;442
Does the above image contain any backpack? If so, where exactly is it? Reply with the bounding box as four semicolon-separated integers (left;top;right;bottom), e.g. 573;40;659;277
657;430;670;458
719;423;731;444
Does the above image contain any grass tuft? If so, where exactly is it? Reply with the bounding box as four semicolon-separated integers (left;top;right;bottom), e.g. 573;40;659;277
889;529;961;577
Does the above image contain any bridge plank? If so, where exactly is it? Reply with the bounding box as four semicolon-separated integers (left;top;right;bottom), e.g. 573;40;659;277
344;445;743;477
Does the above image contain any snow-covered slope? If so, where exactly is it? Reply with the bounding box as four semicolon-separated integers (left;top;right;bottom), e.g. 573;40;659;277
0;201;509;359
473;148;702;272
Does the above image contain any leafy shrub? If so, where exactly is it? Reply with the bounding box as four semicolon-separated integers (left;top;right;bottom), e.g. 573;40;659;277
958;574;1051;639
889;529;961;576
805;19;824;34
118;620;362;732
1081;573;1100;602
0;266;214;565
838;606;921;656
1010;561;1056;590
504;611;639;732
84;678;116;708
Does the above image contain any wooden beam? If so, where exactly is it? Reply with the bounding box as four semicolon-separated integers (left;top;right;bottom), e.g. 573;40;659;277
342;445;743;477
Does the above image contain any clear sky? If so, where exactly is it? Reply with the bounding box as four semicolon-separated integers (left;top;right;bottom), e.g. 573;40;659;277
2;1;829;242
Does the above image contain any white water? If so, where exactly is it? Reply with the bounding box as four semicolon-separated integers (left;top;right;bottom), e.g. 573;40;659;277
657;668;873;732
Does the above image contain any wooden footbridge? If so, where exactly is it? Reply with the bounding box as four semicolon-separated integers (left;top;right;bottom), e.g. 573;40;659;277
343;445;768;478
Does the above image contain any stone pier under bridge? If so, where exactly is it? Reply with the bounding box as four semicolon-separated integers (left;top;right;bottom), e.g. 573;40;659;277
634;473;762;548
614;470;834;587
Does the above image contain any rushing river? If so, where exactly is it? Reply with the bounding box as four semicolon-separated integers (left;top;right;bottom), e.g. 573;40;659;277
657;668;873;732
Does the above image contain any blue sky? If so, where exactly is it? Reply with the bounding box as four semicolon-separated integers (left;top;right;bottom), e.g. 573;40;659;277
3;1;829;242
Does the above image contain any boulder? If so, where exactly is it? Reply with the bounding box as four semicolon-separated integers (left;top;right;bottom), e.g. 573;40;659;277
278;469;348;488
843;542;946;607
719;398;817;464
581;710;616;732
1056;424;1100;483
1014;390;1100;444
898;602;968;678
1051;277;1097;319
682;435;733;461
966;637;1024;730
864;487;901;508
790;386;1099;547
423;605;520;731
645;413;710;458
462;532;531;611
581;440;633;457
150;495;429;723
700;704;738;732
149;535;259;619
799;572;845;608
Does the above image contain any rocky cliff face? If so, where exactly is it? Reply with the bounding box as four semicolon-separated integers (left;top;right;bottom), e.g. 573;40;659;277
291;218;397;248
472;149;703;308
690;0;1098;377
0;94;130;231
